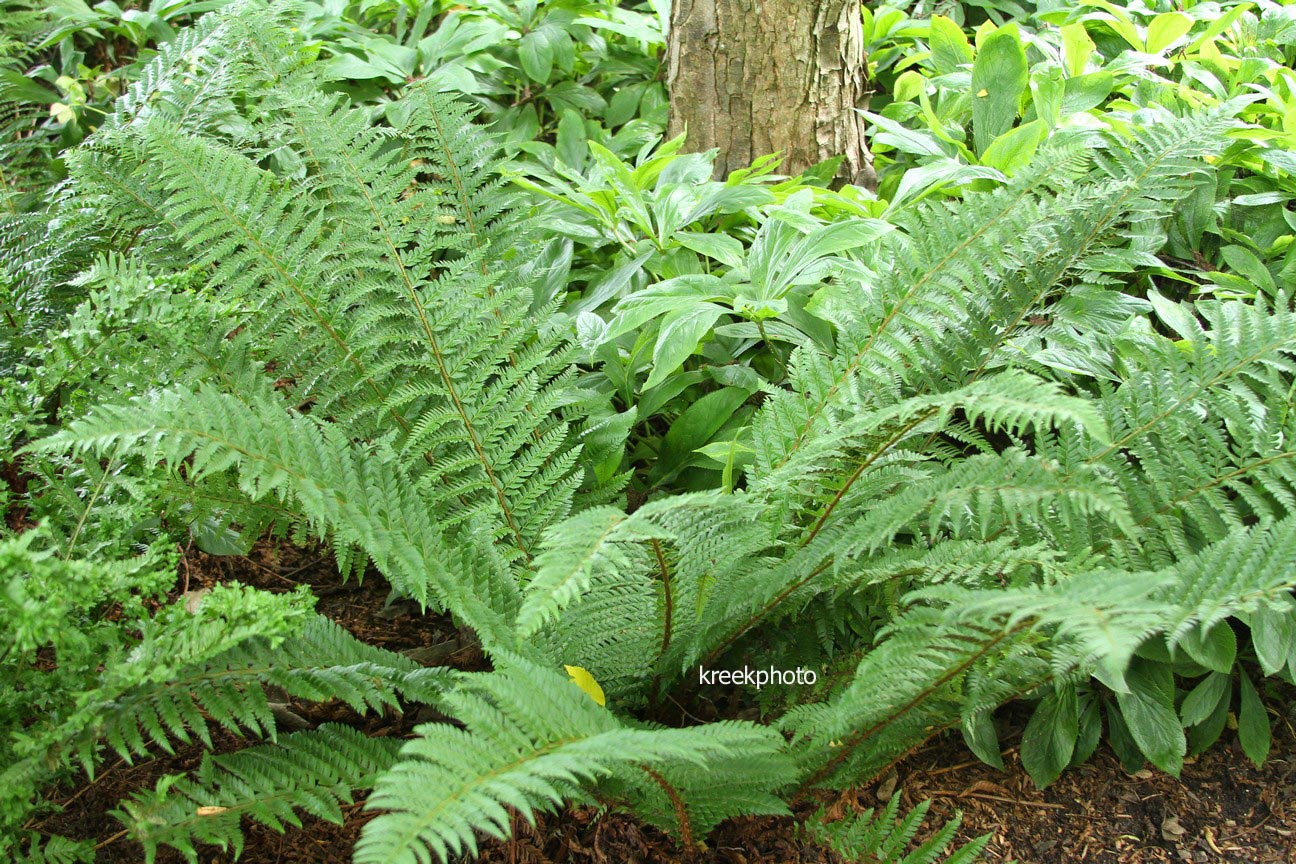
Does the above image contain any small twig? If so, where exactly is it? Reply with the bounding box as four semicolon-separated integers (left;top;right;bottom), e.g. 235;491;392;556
927;790;1064;810
93;828;128;851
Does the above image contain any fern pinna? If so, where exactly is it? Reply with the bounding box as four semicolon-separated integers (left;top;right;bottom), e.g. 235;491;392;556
9;0;1296;861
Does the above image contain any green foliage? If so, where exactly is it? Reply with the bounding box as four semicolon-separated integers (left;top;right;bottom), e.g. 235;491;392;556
356;658;793;863
116;725;403;863
806;795;989;864
4;1;1296;863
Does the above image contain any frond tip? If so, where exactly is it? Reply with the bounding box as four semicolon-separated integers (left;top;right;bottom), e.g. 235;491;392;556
356;658;795;864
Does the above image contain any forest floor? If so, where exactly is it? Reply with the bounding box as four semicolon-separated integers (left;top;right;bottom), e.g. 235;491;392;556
39;542;1296;864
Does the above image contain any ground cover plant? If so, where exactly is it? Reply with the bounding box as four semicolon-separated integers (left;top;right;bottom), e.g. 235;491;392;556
1;1;1295;862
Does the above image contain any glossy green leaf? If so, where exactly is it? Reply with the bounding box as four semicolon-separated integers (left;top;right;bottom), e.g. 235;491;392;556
1145;12;1192;54
971;27;1028;155
1177;622;1236;674
645;303;726;390
1250;602;1296;677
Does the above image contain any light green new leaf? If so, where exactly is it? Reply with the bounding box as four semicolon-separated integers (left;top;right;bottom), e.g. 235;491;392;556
1060;22;1095;77
1145;12;1192;54
979;120;1048;175
928;15;974;75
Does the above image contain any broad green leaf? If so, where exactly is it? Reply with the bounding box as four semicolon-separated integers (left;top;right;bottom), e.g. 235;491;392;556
971;27;1028;155
862;110;950;158
519;28;554;83
0;69;58;104
1070;693;1102;767
1220;245;1276;294
605;83;642;127
1060;22;1095;78
1114;660;1185;776
1251;602;1296;676
645;303;726;389
657;386;754;476
1180;672;1230;727
889;160;1005;209
1031;67;1065;128
1145;12;1193;54
1081;0;1144;50
892;70;925;103
1021;687;1078;787
571;252;651;314
1104;696;1145;772
979;119;1048;175
1061;72;1113;114
608;275;726;340
676;231;746;269
573;14;663;44
1147;290;1201;341
1187;679;1231;754
695;436;756;492
1185;3;1252;53
962;711;1004;770
555;110;587;168
1178;622;1236;674
928;15;974;75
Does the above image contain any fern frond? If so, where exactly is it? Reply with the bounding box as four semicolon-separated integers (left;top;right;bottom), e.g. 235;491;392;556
807;795;989;864
114;724;401;864
35;388;520;644
356;658;793;864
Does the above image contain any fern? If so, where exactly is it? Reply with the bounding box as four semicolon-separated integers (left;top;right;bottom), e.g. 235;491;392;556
37;387;520;645
62;7;586;563
807;796;989;864
16;6;1296;861
115;725;402;863
355;658;794;864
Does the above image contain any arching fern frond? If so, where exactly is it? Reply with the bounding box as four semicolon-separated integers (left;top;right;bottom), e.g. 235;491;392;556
114;724;402;864
356;658;794;864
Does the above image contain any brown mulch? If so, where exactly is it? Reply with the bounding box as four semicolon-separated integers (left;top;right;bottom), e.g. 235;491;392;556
30;541;1296;863
880;704;1296;864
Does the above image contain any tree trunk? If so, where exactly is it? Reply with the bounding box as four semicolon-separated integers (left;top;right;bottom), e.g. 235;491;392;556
666;0;875;189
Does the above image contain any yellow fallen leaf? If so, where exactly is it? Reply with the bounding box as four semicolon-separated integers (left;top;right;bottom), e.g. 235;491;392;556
564;665;606;707
977;88;989;97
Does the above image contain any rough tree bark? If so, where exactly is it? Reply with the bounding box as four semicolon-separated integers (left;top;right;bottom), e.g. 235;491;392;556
666;0;875;188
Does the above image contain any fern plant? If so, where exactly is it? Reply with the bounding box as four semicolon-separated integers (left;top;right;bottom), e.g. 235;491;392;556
8;1;1296;862
805;796;989;864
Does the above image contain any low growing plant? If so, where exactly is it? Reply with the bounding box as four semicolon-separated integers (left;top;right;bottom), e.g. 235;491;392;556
3;2;1296;862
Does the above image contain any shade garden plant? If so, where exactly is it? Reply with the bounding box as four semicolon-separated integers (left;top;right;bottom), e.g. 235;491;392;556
1;1;1294;863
